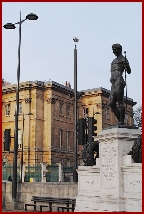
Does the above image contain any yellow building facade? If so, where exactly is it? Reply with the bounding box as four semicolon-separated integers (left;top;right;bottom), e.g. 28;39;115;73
2;81;136;167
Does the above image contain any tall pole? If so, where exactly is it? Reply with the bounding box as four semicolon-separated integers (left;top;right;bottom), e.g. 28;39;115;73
20;113;33;182
73;37;79;182
12;10;21;201
21;113;24;182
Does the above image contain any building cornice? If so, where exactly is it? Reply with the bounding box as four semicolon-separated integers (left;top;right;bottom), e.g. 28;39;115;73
2;80;74;96
80;87;136;106
2;80;137;106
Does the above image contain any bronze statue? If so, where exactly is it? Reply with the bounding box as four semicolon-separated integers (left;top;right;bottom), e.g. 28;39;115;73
109;44;131;125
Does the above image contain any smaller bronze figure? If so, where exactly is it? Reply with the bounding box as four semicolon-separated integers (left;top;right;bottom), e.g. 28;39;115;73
128;134;142;163
109;44;131;125
82;141;99;166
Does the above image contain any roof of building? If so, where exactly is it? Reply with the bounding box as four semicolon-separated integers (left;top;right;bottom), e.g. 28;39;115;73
2;80;136;105
80;86;134;102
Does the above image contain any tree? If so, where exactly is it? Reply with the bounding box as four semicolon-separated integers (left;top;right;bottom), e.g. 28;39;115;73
2;79;11;87
133;105;142;127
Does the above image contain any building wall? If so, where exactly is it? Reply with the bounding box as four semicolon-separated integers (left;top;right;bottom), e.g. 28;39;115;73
2;81;75;167
51;88;74;165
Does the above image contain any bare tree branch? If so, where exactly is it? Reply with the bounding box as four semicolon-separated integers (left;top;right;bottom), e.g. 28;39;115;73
133;105;142;127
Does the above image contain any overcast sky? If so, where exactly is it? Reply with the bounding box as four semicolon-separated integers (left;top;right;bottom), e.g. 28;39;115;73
2;2;142;109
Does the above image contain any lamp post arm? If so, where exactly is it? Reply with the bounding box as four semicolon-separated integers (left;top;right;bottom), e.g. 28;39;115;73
15;18;27;25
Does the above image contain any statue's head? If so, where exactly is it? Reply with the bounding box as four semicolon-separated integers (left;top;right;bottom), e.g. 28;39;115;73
112;43;122;56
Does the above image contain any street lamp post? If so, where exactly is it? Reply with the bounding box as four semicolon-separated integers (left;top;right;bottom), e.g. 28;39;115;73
21;113;33;182
3;11;38;201
73;37;79;182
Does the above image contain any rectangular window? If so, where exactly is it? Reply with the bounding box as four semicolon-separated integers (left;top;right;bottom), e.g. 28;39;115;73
66;131;69;150
18;130;22;149
125;112;129;125
105;107;109;119
59;129;63;149
4;129;11;151
19;102;22;114
5;104;10;116
59;102;63;115
66;105;70;117
83;108;88;118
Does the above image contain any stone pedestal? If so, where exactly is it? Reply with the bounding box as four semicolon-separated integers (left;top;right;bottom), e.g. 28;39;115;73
75;127;141;212
122;155;142;212
78;159;100;197
75;163;100;212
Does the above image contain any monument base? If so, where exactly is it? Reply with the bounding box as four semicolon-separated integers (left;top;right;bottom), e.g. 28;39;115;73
75;127;141;212
75;196;125;212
